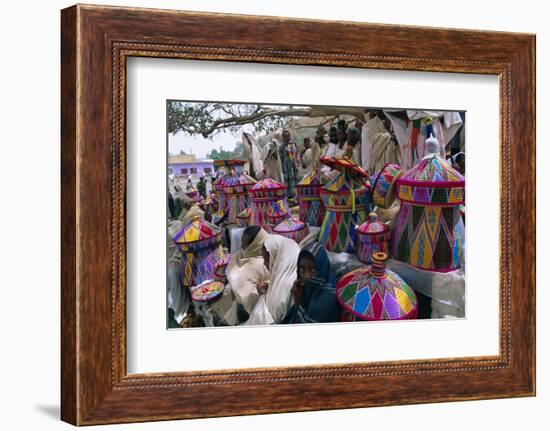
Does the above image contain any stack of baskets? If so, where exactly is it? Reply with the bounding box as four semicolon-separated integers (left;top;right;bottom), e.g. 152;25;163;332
172;216;225;288
248;178;287;231
222;160;256;224
318;157;371;253
391;151;465;272
295;168;330;227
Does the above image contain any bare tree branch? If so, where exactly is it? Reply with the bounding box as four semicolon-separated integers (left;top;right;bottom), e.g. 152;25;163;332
168;102;365;138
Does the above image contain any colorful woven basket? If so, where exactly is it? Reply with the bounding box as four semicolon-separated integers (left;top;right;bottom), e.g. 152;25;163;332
320;156;370;178
296;168;330;227
236;207;251;227
172;217;225;287
272;217;309;243
356;212;391;263
336;252;418;320
266;199;290;229
222;161;256;224
370;162;404;209
214;255;230;283
190;280;225;302
391;153;465;272
248;178;287;230
211;160;249;223
318;157;371;253
212;172;228;223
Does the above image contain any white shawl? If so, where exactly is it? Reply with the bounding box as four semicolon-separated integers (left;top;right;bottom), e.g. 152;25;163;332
260;138;284;183
226;229;269;314
384;110;463;170
362;116;401;174
246;234;300;325
242;132;264;178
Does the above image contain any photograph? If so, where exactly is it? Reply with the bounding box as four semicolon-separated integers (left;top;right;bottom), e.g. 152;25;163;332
51;2;536;427
166;101;466;328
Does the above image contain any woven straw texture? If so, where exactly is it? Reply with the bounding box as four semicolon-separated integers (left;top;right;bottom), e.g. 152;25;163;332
397;154;465;206
356;213;391;263
318;171;371;253
223;172;256;224
392;154;465;272
296;168;330;227
236;207;251;227
391;203;465;272
272;217;309;243
370;162;404;209
172;218;224;287
336;260;418;320
249;178;287;230
190;280;225;302
212;173;228;223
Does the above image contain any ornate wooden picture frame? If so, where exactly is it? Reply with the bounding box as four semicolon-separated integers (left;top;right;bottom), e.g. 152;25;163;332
61;4;535;425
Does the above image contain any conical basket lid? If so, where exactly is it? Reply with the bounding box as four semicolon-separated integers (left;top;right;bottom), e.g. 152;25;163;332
336;253;417;320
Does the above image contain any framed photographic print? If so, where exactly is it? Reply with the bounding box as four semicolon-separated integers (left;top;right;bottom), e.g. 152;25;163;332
61;4;536;425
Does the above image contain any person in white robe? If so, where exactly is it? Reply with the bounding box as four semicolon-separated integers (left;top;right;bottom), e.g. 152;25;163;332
333;119;348;158
310;124;330;175
299;136;313;177
260;135;284;183
245;233;300;325
310;140;321;167
384;110;463;170
361;111;401;174
241;132;264;179
225;226;270;319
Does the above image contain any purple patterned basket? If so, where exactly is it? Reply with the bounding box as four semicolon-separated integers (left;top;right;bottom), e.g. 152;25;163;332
317;157;372;253
392;153;465;272
222;162;256;224
236;207;251;227
336;252;418;321
248;178;287;230
173;217;224;287
296;168;330;227
266;200;289;230
272;217;309;243
370;162;404;209
355;212;391;263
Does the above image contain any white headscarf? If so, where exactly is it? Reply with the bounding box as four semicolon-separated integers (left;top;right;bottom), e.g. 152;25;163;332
242;132;264;178
246;234;300;325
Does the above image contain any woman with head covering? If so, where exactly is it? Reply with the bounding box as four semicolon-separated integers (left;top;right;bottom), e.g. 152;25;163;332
283;241;340;324
246;233;301;325
225;226;270;322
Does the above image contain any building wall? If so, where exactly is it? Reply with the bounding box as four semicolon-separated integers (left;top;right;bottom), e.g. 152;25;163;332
168;161;214;177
